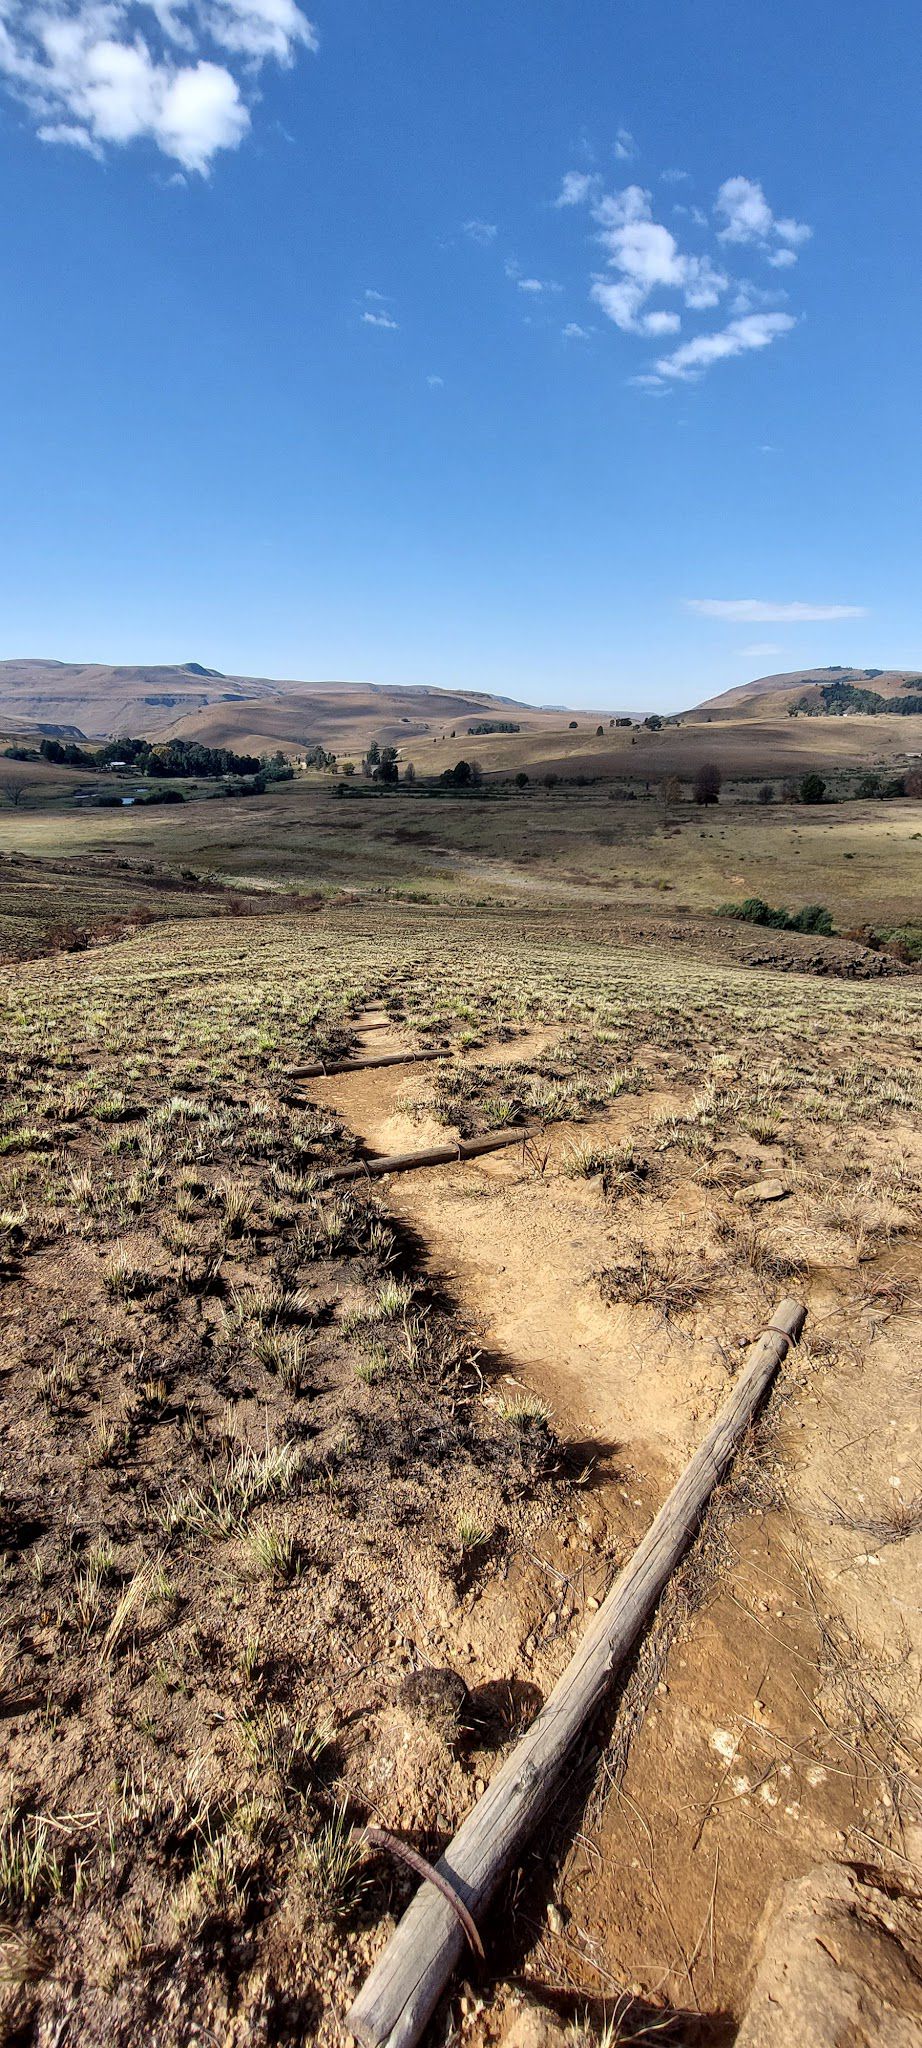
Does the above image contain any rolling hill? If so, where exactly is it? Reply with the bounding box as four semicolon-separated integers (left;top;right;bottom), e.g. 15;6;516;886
686;666;922;720
0;659;588;749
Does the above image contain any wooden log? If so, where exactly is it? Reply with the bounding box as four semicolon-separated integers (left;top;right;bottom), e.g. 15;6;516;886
346;1297;807;2048
285;1050;440;1079
320;1128;539;1182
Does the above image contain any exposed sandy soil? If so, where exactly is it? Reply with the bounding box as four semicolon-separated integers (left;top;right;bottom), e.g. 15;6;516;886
312;1014;922;2041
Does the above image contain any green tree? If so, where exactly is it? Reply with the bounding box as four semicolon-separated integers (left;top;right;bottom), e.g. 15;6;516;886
799;773;826;804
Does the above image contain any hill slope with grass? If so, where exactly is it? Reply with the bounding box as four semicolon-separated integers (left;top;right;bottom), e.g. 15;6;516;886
687;666;922;720
0;659;584;747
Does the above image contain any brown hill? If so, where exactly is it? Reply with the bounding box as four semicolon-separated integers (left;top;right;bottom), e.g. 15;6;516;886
686;666;922;720
0;660;585;748
164;684;581;757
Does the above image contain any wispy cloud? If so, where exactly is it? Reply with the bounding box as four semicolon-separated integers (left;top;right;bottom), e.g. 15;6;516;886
362;309;399;330
427;373;444;387
554;163;812;386
585;183;728;335
462;218;498;244
505;257;559;295
553;169;599;208
562;321;591;340
714;176;812;266
614;126;637;160
687;599;867;624
0;0;316;169
654;309;795;380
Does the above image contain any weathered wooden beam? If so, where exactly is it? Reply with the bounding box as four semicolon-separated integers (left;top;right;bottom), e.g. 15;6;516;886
345;1297;807;2048
286;1050;440;1079
320;1127;538;1182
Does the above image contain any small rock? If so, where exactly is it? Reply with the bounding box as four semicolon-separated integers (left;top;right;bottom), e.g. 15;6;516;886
740;1178;790;1204
545;1903;565;1937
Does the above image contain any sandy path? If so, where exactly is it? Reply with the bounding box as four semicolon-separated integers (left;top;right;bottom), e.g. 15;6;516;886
311;1022;733;1495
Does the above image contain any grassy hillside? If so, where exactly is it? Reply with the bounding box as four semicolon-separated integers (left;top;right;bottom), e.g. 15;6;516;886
0;660;587;747
688;665;922;720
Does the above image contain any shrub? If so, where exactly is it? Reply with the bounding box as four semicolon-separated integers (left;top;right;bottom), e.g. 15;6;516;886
787;904;834;934
799;773;826;804
694;763;722;806
757;783;774;805
717;898;834;936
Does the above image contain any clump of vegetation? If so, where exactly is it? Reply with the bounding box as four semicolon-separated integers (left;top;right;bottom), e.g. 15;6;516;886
716;898;834;935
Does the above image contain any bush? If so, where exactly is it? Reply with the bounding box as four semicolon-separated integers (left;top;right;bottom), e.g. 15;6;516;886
694;763;722;806
757;783;774;805
787;904;834;934
717;897;834;936
799;773;827;804
440;759;481;788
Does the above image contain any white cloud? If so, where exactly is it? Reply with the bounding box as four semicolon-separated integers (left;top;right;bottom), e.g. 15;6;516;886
362;309;398;330
687;599;868;623
642;308;680;335
462;218;498;244
655;310;795;380
36;117;102;151
553;170;598;208
554;162;812;388
614;126;636;160
0;0;315;168
586;184;728;333
427;373;444;387
505;256;559;295
660;166;689;185
562;320;590;339
715;176;812;264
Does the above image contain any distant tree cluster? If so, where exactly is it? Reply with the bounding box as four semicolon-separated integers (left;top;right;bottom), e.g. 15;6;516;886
855;772;912;799
38;735;263;778
440;759;482;787
466;720;520;735
362;741;399;782
798;681;922;717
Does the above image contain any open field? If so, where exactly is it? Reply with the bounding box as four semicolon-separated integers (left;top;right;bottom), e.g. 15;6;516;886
2;782;921;2045
1;774;920;959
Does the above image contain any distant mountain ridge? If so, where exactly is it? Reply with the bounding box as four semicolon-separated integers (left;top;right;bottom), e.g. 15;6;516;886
0;658;578;748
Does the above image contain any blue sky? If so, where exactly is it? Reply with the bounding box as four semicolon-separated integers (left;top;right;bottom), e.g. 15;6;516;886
1;0;919;710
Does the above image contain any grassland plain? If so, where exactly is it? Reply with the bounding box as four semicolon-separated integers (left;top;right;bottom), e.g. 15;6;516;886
1;901;921;2044
1;774;921;963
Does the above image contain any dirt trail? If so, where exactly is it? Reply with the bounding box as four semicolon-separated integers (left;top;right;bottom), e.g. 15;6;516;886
309;1016;922;2034
312;1019;725;1496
